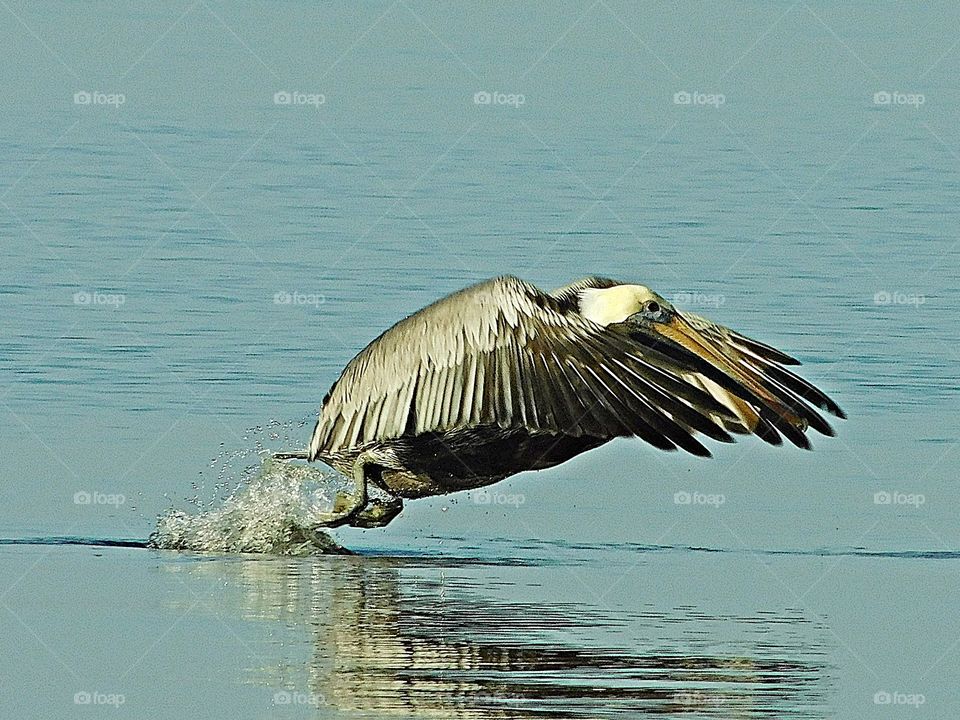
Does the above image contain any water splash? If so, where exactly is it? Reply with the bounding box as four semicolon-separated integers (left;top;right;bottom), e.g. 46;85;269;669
148;456;354;555
190;417;314;511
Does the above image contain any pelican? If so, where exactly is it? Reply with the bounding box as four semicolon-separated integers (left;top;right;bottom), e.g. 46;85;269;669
276;276;845;528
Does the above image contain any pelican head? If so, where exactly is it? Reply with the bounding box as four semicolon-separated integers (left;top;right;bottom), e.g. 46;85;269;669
579;283;763;391
577;284;671;327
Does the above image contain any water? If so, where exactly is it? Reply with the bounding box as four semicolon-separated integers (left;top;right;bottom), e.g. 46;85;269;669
148;457;354;555
1;1;959;717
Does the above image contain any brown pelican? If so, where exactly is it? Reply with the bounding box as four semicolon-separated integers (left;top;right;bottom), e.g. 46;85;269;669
276;276;844;528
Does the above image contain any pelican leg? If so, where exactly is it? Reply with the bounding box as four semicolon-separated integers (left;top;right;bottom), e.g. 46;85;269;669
311;451;376;528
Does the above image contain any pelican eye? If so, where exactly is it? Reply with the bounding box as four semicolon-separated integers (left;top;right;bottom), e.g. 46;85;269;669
644;301;661;314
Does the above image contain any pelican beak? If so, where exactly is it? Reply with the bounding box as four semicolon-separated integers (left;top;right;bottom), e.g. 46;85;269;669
644;311;806;429
653;312;735;371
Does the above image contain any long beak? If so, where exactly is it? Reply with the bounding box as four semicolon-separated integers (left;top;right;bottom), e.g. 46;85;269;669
652;313;807;430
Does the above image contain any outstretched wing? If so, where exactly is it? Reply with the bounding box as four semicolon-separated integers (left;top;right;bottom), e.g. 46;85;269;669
308;275;845;461
309;276;742;460
669;310;846;445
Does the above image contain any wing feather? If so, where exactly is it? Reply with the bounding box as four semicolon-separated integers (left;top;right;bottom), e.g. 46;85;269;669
664;310;844;446
459;351;478;427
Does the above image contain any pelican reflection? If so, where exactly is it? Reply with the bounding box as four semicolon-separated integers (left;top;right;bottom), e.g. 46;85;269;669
174;555;831;718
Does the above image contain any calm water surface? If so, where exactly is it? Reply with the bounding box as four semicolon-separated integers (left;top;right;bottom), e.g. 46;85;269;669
1;2;959;718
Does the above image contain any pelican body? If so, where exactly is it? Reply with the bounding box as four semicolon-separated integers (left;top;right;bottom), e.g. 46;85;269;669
277;276;845;528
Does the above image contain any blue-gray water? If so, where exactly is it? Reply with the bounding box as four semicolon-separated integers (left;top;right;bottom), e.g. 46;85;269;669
2;2;958;717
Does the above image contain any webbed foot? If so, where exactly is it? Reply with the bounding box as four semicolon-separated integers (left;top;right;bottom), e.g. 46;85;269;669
308;488;367;528
349;496;404;528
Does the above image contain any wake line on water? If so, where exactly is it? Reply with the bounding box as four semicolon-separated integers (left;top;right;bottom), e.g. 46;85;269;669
0;537;148;548
3;533;959;562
